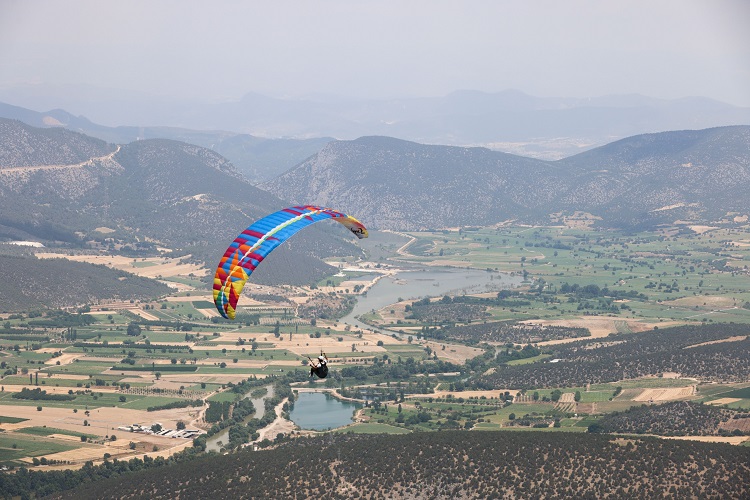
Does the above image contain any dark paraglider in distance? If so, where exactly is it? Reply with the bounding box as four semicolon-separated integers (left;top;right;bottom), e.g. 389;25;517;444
308;352;329;379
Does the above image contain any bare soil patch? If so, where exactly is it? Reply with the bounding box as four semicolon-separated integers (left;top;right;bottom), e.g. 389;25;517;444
164;374;265;385
48;374;92;381
663;435;749;445
423;340;484;364
528;317;663;345
687;225;718;234
252;398;296;443
165;294;214;303
559;392;576;403
19;443;131;465
633;386;695;402
0;401;200;440
44;353;83;366
196;308;221;318
684;336;747;349
48;433;87;442
129;309;160;321
719;417;750;434
262;332;397;357
549;211;602;228
423;389;519;400
707;398;742;406
35;253;207;279
0;384;112;395
664;295;737;308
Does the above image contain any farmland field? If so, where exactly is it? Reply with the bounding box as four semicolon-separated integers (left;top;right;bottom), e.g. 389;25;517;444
0;434;78;463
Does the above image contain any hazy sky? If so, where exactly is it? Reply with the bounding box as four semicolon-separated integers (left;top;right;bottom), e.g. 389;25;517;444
2;0;749;106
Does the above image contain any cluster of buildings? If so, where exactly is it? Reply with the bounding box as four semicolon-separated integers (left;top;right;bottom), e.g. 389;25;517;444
116;423;203;439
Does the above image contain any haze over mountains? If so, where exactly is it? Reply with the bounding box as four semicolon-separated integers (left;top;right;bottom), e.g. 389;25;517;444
2;88;749;161
1;117;749;249
1;84;749;280
0;101;331;184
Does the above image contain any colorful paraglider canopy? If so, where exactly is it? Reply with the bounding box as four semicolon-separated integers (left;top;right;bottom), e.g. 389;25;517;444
213;205;368;319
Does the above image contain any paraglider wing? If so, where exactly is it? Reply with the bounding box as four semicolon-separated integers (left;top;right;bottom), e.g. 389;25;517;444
213;205;368;319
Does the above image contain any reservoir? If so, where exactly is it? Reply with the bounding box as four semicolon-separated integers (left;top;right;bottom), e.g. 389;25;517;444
289;392;361;431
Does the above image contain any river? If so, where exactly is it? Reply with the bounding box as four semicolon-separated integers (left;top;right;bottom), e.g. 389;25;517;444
204;385;275;453
341;267;522;333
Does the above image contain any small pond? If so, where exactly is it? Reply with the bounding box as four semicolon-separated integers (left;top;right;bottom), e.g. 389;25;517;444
289;392;361;431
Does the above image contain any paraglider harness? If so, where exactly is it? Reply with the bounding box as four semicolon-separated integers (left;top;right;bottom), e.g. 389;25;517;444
309;353;329;379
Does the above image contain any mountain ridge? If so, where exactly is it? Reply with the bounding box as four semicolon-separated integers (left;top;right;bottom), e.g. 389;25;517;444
263;126;750;230
0;104;331;183
0;119;360;286
3;87;749;159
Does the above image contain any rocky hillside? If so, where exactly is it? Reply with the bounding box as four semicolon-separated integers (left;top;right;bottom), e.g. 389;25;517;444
263;136;560;230
556;126;750;226
0;119;360;286
263;126;750;230
0;105;332;183
0;118;115;167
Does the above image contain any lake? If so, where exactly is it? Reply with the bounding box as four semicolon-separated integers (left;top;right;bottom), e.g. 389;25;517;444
289;392;361;431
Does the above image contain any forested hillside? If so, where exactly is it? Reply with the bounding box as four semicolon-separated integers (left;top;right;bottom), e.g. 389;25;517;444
0;253;172;312
590;401;747;436
471;323;750;389
33;432;749;499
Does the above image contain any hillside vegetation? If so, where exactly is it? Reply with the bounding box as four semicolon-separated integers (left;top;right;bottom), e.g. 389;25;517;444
0;253;172;312
590;401;747;436
0;119;115;168
263;126;750;230
35;432;750;499
471;324;750;389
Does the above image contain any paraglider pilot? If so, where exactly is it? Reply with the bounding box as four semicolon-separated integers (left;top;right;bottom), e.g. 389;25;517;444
309;352;328;378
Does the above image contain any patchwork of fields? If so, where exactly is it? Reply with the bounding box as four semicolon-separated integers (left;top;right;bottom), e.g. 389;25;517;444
2;224;750;469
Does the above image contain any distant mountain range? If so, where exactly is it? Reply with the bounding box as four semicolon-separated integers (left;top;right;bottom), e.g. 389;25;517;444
263;126;750;230
1;118;748;268
0;101;330;183
0;118;360;286
2;88;749;160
